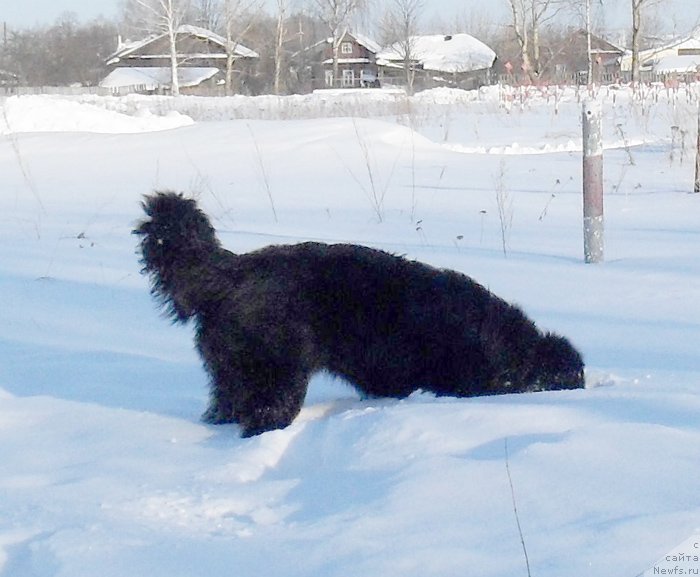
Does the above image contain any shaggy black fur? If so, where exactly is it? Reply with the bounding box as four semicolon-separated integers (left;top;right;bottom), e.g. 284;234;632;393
135;191;584;437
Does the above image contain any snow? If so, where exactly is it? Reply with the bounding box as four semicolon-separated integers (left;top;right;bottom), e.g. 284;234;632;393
107;24;259;65
1;84;700;576
0;95;194;133
653;55;700;73
175;24;259;59
100;67;221;90
378;33;496;73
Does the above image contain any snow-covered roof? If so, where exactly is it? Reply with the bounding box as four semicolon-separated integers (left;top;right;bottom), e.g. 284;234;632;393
316;32;382;54
108;25;258;65
99;66;220;90
621;30;700;71
349;32;382;54
177;24;259;58
649;34;700;56
652;55;700;74
378;34;496;74
178;24;227;47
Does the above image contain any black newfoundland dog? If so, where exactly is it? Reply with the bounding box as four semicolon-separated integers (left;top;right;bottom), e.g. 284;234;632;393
135;192;584;436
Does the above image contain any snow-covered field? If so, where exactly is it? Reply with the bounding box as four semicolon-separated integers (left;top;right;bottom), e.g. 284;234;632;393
1;85;699;576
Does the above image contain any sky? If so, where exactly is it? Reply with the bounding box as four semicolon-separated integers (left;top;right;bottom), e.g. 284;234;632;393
1;0;699;36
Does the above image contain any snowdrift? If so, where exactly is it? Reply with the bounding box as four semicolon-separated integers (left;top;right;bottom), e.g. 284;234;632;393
1;86;699;577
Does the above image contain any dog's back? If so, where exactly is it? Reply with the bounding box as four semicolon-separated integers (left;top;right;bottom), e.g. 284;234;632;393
221;241;548;397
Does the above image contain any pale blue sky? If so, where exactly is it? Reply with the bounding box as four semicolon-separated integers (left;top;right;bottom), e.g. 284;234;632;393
2;0;699;36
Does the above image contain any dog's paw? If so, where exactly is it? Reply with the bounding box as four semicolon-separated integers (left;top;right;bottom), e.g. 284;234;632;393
202;405;238;425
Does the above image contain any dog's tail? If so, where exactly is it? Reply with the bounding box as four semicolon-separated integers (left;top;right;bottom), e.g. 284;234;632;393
134;191;224;322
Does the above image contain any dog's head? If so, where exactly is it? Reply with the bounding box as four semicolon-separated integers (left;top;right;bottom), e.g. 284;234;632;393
134;191;221;322
134;191;220;267
526;333;585;392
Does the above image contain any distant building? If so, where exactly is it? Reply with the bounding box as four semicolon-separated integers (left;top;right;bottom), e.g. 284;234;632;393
100;66;223;94
552;30;625;84
294;31;496;92
494;29;624;85
378;34;497;90
101;25;258;94
621;27;700;78
295;31;382;90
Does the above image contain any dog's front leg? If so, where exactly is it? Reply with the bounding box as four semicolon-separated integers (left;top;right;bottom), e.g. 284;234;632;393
234;366;310;437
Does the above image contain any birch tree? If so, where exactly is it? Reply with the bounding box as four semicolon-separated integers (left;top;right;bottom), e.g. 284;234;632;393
123;0;191;95
508;0;534;78
506;0;564;80
567;0;597;84
380;0;424;95
630;0;659;83
273;0;289;94
310;0;365;88
191;0;221;29
221;0;260;95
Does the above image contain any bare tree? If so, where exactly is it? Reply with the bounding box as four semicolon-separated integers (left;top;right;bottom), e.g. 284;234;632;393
506;0;564;80
286;12;326;93
584;0;593;83
221;0;261;94
2;15;118;86
310;0;365;88
630;0;660;83
566;0;617;85
451;6;501;45
566;0;593;83
273;0;289;94
191;0;221;29
380;0;424;94
507;0;534;77
122;0;191;95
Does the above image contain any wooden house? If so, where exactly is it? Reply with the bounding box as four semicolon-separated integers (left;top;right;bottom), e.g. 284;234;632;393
494;29;623;85
377;34;497;90
621;27;700;79
298;31;382;90
552;30;625;84
101;25;258;94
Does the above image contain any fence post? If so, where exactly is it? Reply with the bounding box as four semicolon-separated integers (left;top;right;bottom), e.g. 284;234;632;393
582;99;604;263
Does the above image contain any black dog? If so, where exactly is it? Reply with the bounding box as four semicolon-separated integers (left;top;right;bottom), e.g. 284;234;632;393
135;192;584;436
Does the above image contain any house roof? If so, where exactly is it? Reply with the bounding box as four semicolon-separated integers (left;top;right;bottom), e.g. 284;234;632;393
346;32;382;54
571;29;624;54
649;54;700;73
302;31;382;57
621;27;700;70
645;35;700;59
107;24;258;65
658;28;700;52
99;66;220;89
378;34;496;73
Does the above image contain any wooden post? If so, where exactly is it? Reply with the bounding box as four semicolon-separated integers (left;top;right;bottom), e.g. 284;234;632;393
695;100;700;193
582;99;604;263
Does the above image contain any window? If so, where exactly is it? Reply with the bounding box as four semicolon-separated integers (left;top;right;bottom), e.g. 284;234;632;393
325;70;334;87
341;42;353;55
342;69;355;87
